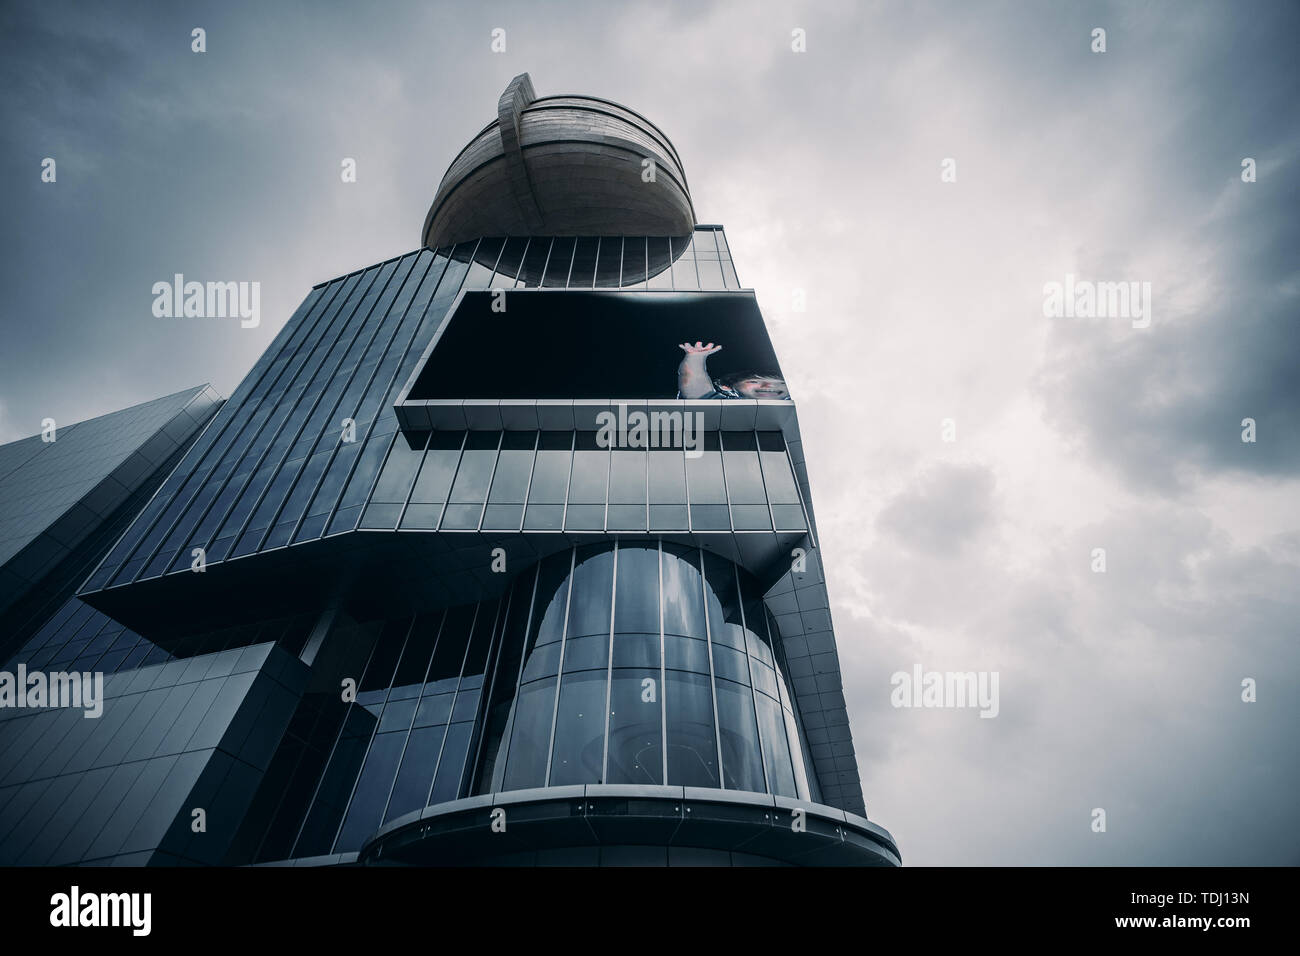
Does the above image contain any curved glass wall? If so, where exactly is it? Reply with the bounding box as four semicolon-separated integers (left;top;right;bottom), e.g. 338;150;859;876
257;541;818;861
480;542;813;799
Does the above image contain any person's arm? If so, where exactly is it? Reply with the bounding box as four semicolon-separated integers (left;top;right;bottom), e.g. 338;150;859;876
677;341;722;398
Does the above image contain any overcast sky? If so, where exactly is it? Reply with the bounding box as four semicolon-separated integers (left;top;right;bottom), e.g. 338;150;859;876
1;0;1296;864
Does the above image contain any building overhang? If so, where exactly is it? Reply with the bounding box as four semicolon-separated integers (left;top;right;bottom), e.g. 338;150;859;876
422;74;695;249
358;785;901;867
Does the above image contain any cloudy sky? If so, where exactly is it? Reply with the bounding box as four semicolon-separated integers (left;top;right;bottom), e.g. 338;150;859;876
2;0;1296;864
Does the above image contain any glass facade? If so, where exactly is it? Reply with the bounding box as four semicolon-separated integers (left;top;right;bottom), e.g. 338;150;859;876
0;642;307;866
82;229;744;596
1;227;882;861
1;387;226;676
236;542;819;862
357;429;805;534
0;66;894;867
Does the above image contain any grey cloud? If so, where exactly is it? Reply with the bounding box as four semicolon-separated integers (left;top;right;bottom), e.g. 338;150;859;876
1038;192;1300;489
876;462;996;553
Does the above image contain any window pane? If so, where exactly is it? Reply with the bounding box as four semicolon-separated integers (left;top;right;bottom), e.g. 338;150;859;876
569;237;598;288
566;433;607;530
429;721;472;804
614;544;659;634
758;443;801;504
389;615;435;698
492;237;528;287
685;433;726;503
567;545;614;639
549;670;607;785
660;544;705;638
646;237;673;289
442;431;499;528
670;235;698;290
334;732;405;852
606;670;662;785
424;606;470;697
611;631;659;669
666;670;718;787
755;692;796;797
621;237;647;288
664;635;710;674
486;432;535;502
648;447;686;502
370;432;428;504
384;724;442;822
568;433;608;502
703;553;745;650
542;237;575;287
721;433;766;503
502;676;556;790
695;256;725;290
518;237;551;288
716;678;764;792
609;449;646;503
595;237;623;288
527;432;572;503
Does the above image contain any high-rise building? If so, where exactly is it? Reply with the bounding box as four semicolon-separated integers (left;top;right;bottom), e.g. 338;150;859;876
0;75;898;867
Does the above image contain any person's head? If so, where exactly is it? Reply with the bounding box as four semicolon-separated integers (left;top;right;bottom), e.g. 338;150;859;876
717;370;789;400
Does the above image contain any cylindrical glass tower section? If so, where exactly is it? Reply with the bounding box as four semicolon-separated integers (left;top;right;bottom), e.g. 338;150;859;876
472;541;820;803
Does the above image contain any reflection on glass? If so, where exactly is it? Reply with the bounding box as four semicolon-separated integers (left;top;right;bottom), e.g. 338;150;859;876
595;236;622;288
621;236;647;288
281;540;823;849
541;237;575;287
441;431;499;529
402;431;463;529
549;670;606;785
666;669;718;787
607;669;662;785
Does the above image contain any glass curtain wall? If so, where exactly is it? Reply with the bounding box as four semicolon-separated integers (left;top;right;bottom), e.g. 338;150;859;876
265;541;816;860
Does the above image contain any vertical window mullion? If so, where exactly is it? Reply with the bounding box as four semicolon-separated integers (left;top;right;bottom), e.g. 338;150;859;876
515;431;540;532
512;237;531;288
376;612;441;824
560;431;575;530
465;587;515;795
475;431;505;530
542;547;577;787
658;540;668;784
329;618;416;853
432;431;469;531
735;563;770;794
536;237;554;289
289;631;384;858
766;607;806;801
423;603;481;808
718;432;735;532
455;598;506;799
699;547;725;787
394;429;434;529
600;543;619;784
493;564;542;791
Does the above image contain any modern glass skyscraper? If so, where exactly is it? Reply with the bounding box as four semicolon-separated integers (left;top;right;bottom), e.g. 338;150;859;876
0;75;898;866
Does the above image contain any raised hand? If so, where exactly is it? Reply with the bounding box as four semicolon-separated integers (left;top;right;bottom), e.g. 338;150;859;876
679;341;722;355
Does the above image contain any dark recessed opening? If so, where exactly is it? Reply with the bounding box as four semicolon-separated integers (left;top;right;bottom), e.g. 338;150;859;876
405;290;787;401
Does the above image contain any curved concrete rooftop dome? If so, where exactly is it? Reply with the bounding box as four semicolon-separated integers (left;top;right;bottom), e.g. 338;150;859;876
422;73;696;249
